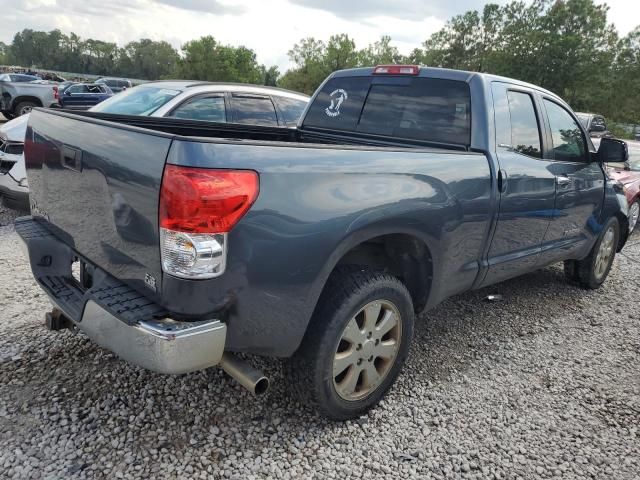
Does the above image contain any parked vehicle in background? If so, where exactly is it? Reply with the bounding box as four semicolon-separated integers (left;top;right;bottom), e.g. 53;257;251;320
0;80;59;119
0;73;40;83
0;82;309;210
0;114;28;210
18;65;630;420
95;77;133;93
594;137;640;232
576;112;613;138
91;81;310;127
58;83;113;110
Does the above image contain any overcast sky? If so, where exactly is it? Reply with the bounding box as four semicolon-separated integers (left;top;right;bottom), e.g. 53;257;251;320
0;0;638;70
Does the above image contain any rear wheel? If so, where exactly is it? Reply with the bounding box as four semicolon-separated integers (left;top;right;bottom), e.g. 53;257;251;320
565;217;619;289
14;101;37;116
1;111;15;120
287;268;414;420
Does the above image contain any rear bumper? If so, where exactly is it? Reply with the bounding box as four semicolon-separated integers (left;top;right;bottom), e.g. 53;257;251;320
77;301;226;374
15;216;227;374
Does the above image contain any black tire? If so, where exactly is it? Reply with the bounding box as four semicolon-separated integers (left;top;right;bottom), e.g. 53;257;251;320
572;217;619;289
14;101;37;117
1;111;15;120
287;267;414;420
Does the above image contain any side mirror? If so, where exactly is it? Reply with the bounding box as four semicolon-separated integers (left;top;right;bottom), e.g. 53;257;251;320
598;137;628;163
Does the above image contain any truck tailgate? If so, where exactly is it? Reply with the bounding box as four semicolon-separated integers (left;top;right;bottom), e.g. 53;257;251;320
25;109;172;296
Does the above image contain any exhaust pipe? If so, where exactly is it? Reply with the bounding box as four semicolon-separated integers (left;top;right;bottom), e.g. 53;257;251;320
219;353;269;395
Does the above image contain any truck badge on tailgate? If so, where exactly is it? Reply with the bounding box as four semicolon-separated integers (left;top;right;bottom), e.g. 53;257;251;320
325;89;348;117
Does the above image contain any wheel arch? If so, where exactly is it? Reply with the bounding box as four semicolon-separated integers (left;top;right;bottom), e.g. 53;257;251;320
12;96;43;111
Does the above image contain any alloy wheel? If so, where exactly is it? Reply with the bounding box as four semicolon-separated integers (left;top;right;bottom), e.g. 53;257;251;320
332;300;402;401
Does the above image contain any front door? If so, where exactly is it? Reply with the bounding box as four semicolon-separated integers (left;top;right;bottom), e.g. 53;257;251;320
538;99;605;263
481;83;557;286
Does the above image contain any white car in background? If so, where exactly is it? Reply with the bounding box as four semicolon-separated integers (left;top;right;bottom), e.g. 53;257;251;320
0;82;309;212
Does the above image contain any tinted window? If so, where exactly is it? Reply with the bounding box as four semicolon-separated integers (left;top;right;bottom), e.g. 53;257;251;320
507;91;541;158
544;100;587;162
232;96;278;126
170;96;227;123
303;76;471;145
67;84;88;94
274;96;308;125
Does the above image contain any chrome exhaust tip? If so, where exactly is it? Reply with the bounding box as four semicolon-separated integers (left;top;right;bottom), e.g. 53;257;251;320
219;353;269;395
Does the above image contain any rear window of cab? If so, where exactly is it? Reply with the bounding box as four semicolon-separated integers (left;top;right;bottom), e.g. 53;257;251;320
302;76;471;146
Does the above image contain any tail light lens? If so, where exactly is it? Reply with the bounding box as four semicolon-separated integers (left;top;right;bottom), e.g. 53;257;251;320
53;85;59;101
159;165;259;279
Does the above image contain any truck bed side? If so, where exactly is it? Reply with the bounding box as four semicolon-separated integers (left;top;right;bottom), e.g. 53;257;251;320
26;108;492;356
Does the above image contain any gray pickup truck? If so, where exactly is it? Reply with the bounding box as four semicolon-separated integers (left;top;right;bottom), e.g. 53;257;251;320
17;65;630;419
0;80;59;118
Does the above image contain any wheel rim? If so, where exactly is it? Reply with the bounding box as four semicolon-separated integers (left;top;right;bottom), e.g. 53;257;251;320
594;226;615;280
629;202;639;233
332;300;402;401
19;105;33;115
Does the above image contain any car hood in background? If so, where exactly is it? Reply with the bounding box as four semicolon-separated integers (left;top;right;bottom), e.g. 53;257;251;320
0;113;29;142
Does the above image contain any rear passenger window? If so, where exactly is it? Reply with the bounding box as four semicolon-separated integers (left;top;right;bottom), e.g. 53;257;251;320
232;96;278;126
507;91;541;158
544;100;587;162
170;96;226;123
273;96;308;125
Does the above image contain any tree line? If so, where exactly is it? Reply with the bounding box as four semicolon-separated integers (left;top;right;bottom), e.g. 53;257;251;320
0;0;638;122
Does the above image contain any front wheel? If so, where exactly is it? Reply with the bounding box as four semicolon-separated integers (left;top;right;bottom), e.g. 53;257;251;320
287;268;414;420
629;200;639;233
565;217;619;289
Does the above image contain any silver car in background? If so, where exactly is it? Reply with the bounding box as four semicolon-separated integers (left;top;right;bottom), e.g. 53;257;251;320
0;82;309;211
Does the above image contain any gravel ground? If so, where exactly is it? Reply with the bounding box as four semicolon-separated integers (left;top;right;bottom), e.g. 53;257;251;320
0;204;638;479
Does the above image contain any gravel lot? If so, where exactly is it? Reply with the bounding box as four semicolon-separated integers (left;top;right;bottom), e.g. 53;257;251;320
0;204;638;479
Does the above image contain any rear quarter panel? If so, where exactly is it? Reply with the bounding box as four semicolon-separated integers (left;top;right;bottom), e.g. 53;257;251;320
166;140;493;355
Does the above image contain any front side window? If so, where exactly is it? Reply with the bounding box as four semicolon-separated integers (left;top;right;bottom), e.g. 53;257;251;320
169;96;227;123
232;95;278;126
544;100;587;162
507;91;542;158
68;85;88;94
273;96;308;125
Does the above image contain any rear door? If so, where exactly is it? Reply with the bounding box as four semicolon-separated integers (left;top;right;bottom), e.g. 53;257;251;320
538;98;605;261
167;94;227;123
481;83;556;286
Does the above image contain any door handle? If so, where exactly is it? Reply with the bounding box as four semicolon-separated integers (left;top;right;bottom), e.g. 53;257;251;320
556;175;571;187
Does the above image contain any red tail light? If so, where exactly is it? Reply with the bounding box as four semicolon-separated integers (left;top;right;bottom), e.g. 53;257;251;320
159;165;259;233
373;65;420;75
53;85;59;101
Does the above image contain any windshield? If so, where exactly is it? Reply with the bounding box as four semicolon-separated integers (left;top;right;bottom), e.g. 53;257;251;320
91;86;182;115
629;142;640;171
575;114;589;129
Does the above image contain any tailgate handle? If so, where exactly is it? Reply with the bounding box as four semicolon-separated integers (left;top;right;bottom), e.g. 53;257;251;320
62;145;82;172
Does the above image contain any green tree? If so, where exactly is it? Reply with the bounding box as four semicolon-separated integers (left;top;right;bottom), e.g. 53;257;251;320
175;36;263;83
357;35;402;66
118;39;179;79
